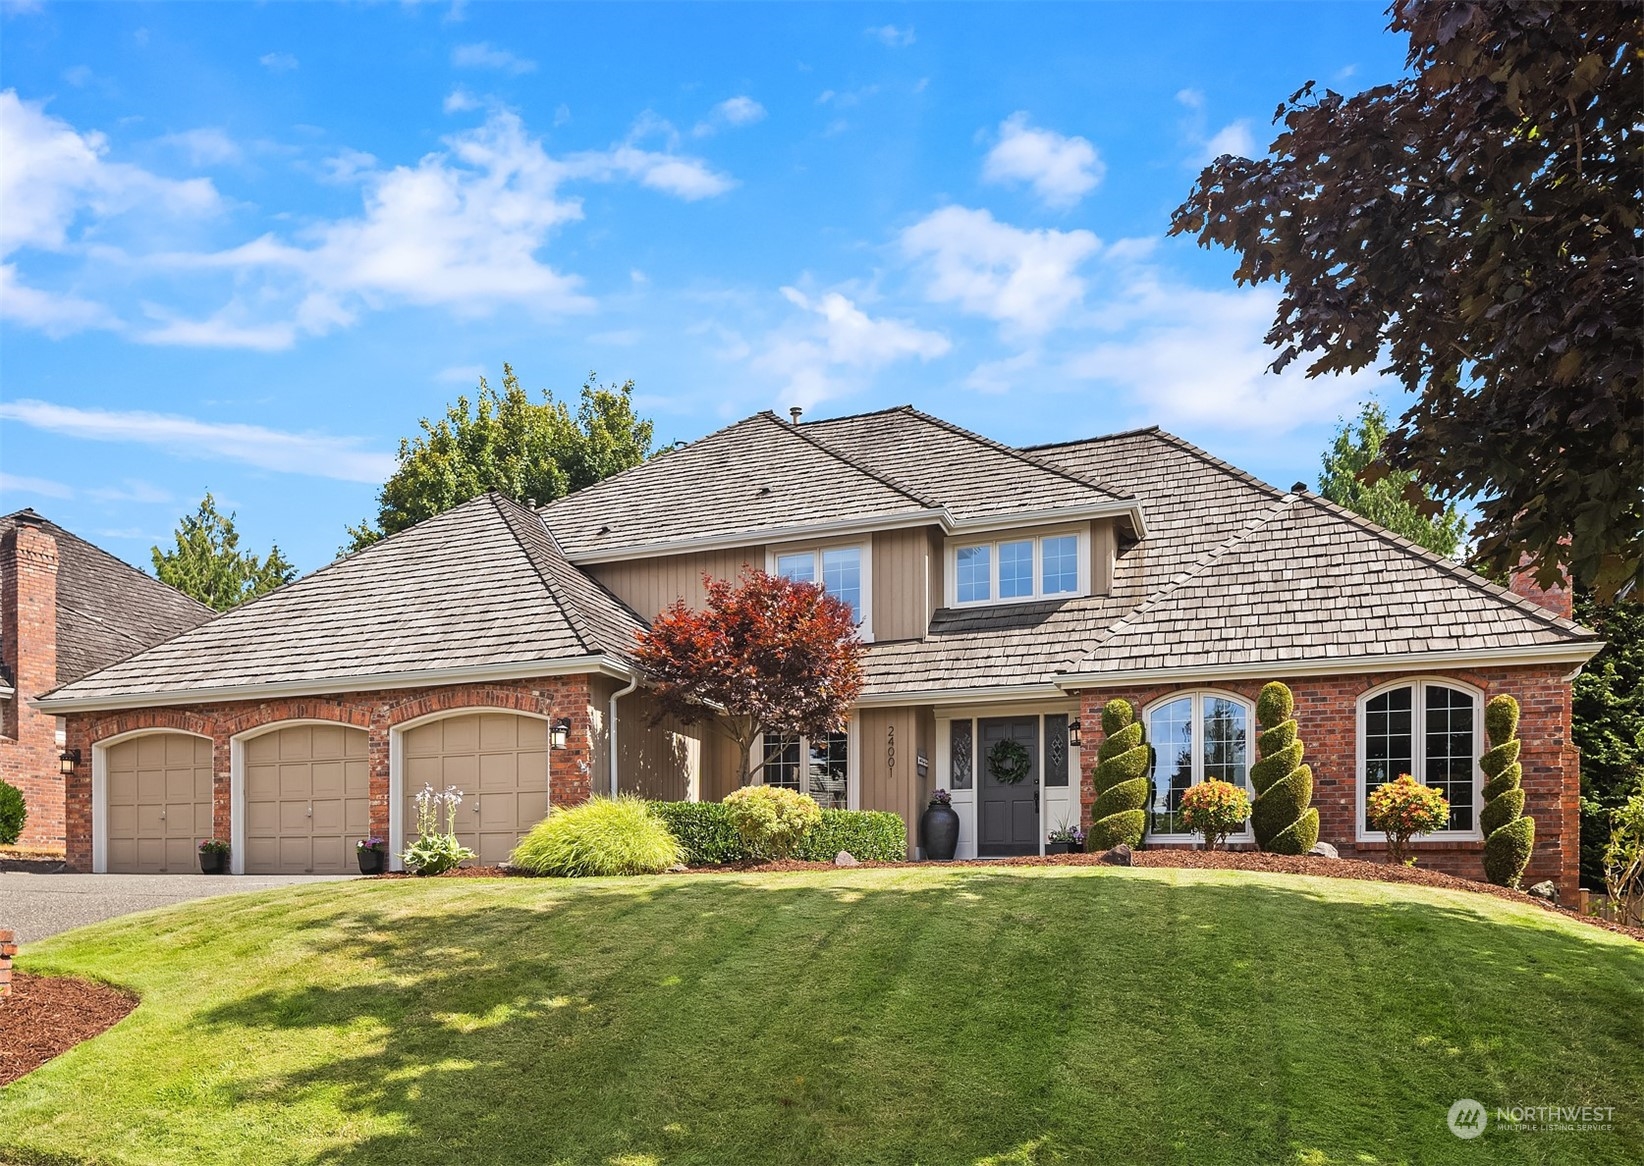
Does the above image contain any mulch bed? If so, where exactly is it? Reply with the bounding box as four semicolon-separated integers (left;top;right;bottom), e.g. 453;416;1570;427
0;848;67;874
0;973;138;1086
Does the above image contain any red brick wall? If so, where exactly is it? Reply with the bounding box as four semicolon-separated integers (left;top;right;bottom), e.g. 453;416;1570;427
0;519;64;851
61;674;599;871
1077;664;1579;901
0;928;14;998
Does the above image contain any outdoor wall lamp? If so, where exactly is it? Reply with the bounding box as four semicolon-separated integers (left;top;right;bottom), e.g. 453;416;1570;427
551;718;572;750
59;748;81;776
1068;720;1082;749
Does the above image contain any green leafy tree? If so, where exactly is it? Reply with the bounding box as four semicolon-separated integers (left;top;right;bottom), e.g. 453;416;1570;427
1319;403;1468;557
152;493;295;611
347;366;654;551
1172;0;1642;600
1574;593;1644;887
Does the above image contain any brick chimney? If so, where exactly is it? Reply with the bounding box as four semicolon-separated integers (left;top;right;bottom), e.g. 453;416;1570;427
1509;553;1573;621
1;511;63;849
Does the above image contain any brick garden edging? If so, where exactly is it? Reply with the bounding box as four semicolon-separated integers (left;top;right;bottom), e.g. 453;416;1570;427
1;928;15;999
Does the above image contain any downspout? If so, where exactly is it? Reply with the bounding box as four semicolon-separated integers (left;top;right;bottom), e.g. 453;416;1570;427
609;674;640;797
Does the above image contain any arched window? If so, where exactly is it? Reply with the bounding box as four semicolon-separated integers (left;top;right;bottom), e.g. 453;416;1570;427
1358;680;1483;838
1145;692;1252;839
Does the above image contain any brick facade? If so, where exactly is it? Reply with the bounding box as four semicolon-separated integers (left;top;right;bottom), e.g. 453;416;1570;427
0;517;63;850
1077;664;1580;902
60;673;599;872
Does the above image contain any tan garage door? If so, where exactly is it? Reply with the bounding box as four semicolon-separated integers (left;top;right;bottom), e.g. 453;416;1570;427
403;713;547;865
244;724;369;874
105;733;214;873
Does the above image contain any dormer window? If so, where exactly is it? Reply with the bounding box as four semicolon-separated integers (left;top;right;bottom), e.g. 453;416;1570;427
949;529;1087;607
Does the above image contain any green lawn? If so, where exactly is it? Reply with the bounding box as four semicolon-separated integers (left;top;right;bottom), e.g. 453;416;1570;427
3;867;1641;1166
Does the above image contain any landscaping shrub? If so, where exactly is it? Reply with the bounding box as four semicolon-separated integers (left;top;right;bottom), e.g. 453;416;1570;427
1366;774;1450;865
650;801;747;865
1480;693;1535;888
1603;778;1644;924
1090;699;1148;848
794;808;906;862
510;796;684;877
1179;779;1251;850
0;779;25;846
402;784;476;876
723;785;823;859
1251;682;1320;854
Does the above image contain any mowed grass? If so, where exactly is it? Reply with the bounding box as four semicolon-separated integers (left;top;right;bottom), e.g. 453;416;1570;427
3;867;1641;1166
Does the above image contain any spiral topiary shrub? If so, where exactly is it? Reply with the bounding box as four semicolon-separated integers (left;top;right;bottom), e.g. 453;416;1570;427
1090;699;1148;849
1250;682;1320;854
1481;694;1535;888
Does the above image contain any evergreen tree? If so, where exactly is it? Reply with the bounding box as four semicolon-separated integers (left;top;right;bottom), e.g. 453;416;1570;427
152;493;295;611
1318;403;1468;557
1251;682;1320;854
1573;593;1644;887
1481;694;1535;888
1089;699;1149;849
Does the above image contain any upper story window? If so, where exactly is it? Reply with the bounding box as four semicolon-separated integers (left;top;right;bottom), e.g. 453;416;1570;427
950;530;1086;607
773;544;867;632
1145;691;1252;839
1358;680;1482;838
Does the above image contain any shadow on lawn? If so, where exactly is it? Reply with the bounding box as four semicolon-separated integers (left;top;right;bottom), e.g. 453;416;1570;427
195;871;1644;1166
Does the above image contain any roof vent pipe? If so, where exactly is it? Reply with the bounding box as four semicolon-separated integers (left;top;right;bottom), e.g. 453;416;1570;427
789;406;803;425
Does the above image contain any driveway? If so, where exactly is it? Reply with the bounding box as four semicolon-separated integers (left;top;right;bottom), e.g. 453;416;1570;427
0;872;354;944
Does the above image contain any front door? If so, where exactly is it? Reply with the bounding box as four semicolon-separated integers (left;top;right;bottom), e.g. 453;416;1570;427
977;717;1039;856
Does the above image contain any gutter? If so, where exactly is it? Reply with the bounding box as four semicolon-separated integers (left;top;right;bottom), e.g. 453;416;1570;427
607;672;640;796
33;655;639;714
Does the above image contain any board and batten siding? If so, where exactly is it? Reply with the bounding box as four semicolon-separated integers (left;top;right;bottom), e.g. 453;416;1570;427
1091;518;1116;596
857;704;934;854
871;526;937;642
587;547;762;624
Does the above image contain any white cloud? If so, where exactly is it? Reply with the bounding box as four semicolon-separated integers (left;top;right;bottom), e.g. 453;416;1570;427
900;205;1100;335
452;42;535;75
1201;119;1256;163
0;471;74;500
1176;88;1258;165
137;303;300;351
563;144;733;199
867;24;915;47
0;399;397;483
443;87;481;114
693;95;766;137
259;52;299;73
964;349;1039;395
157;127;241;166
0;263;120;334
319;147;377;183
751;287;949;408
436;363;487;384
85;478;173;504
981;113;1103;208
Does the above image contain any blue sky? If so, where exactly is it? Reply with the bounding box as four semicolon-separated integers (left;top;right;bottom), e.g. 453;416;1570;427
0;1;1410;573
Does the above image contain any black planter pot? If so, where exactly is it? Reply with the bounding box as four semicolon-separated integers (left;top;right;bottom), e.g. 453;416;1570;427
920;802;961;861
1047;841;1071;855
1068;841;1085;854
199;851;227;874
357;848;386;875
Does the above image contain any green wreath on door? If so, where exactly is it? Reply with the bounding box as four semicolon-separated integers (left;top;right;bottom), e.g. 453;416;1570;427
987;738;1032;785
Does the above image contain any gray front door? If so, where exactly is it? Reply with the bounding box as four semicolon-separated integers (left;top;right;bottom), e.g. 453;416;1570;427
977;717;1039;856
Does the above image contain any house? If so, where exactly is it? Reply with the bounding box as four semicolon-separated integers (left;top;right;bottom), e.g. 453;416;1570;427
2;509;214;851
38;407;1601;897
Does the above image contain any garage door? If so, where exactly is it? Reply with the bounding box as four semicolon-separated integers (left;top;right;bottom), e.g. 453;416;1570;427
244;724;369;874
403;713;547;865
105;733;214;873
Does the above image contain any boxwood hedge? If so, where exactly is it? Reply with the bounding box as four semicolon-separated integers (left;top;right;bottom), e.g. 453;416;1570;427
651;800;905;865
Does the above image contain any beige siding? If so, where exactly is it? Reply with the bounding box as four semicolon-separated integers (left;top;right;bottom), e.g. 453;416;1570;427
872;527;936;641
700;731;742;801
858;706;923;852
615;691;709;802
588;547;761;622
1091;518;1116;596
927;529;945;619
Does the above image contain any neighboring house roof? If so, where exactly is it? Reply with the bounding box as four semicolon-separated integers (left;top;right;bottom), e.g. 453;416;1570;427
0;510;214;691
39;494;646;709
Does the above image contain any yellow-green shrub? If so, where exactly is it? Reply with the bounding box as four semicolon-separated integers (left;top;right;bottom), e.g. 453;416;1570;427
723;785;822;859
509;796;684;877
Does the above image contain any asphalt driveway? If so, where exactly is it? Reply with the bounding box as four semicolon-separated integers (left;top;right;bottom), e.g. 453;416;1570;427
0;872;353;944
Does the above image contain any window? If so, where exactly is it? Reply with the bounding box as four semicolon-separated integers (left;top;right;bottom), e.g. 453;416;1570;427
951;530;1086;606
774;545;864;625
1360;681;1480;836
1145;692;1251;838
762;729;850;810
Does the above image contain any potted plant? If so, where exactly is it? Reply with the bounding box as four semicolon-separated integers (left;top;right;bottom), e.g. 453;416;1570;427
356;837;387;875
1179;780;1252;851
1047;823;1086;855
920;788;960;861
197;838;229;874
1366;773;1451;865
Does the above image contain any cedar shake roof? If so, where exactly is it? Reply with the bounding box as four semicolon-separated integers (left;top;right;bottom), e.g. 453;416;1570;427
42;494;645;704
0;510;214;689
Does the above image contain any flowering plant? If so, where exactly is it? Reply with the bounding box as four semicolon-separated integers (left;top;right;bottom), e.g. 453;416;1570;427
1179;780;1251;850
356;837;386;853
402;784;475;875
197;838;229;856
1367;773;1450;865
1048;823;1085;845
929;789;953;807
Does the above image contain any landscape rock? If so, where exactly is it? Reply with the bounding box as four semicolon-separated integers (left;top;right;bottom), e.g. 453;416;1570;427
1527;880;1559;905
1098;843;1134;866
1308;842;1340;860
834;851;860;867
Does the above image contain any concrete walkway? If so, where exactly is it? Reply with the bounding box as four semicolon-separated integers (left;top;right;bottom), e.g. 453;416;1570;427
0;872;353;944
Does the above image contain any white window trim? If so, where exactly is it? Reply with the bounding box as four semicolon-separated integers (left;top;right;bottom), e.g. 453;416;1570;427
1142;690;1257;844
1355;677;1485;843
946;526;1089;608
765;540;874;642
751;714;859;811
